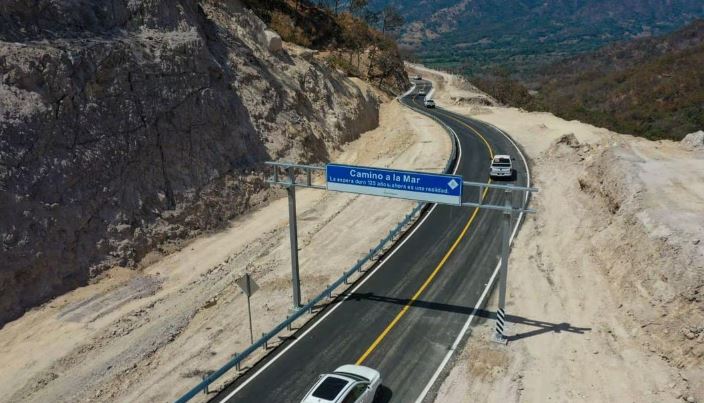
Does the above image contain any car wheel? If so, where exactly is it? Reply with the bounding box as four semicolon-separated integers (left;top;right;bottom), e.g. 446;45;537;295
373;386;383;402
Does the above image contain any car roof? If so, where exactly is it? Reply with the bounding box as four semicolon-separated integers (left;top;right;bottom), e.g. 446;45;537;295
334;365;380;382
302;374;354;403
494;154;511;159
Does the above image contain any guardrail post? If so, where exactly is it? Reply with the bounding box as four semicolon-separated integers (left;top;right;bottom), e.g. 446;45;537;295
263;333;268;350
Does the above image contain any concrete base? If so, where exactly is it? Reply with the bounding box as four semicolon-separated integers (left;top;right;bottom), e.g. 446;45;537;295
491;331;508;345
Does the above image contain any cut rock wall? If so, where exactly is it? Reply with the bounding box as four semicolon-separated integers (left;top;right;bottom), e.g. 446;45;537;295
0;0;379;325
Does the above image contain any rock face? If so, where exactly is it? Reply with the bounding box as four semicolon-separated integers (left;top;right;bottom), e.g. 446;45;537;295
0;0;379;325
682;130;704;150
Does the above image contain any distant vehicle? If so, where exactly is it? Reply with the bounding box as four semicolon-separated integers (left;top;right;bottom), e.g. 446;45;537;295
489;154;514;179
301;365;382;403
418;90;426;96
424;99;435;108
412;74;421;80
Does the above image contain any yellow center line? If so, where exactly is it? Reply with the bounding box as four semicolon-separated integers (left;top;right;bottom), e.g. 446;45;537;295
355;104;496;365
434;110;495;157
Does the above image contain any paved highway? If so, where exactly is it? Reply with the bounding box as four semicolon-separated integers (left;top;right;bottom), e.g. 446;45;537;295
213;80;529;403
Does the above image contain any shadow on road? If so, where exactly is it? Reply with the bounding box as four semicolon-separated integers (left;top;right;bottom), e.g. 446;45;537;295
375;385;393;403
347;292;591;341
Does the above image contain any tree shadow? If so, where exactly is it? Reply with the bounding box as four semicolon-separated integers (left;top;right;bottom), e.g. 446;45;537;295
347;292;591;342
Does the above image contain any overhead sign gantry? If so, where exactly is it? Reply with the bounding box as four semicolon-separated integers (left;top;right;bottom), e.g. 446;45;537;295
267;160;537;345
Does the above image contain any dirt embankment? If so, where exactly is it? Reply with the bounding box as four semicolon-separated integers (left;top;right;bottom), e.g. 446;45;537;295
0;0;380;325
419;66;704;402
0;94;451;402
406;62;498;108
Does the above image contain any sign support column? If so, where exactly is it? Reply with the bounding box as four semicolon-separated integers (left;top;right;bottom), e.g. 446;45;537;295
287;167;302;308
493;186;512;344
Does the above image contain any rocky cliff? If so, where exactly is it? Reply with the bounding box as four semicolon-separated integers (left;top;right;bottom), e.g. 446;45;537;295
0;0;380;325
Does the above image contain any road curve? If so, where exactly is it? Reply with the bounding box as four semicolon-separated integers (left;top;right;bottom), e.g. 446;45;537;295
212;80;529;403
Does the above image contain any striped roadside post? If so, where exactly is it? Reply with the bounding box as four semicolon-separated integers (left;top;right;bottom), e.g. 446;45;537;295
492;187;512;344
495;307;507;340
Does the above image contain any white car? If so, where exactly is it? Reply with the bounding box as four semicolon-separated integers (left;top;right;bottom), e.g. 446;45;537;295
418;90;426;96
424;99;435;108
489;154;514;179
301;365;382;403
412;74;421;80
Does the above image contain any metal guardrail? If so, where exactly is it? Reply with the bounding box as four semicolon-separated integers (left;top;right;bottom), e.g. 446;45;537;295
176;101;459;403
176;202;426;403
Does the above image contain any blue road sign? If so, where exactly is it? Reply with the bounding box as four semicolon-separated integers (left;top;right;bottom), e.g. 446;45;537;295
326;164;463;205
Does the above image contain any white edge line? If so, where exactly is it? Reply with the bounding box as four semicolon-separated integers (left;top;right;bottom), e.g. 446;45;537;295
413;117;532;403
222;90;463;402
399;83;416;99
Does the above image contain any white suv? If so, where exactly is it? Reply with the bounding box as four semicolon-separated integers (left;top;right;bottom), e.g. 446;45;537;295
424;99;435;108
301;365;382;403
489;155;514;179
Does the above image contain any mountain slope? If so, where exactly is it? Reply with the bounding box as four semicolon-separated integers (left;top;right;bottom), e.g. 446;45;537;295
531;20;704;140
372;0;704;73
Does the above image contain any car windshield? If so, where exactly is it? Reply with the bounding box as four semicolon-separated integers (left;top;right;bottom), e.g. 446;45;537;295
312;376;349;400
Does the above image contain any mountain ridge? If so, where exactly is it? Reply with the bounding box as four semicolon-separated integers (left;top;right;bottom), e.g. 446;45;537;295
372;0;704;74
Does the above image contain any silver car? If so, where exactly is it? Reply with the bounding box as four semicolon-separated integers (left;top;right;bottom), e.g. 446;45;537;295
300;365;382;403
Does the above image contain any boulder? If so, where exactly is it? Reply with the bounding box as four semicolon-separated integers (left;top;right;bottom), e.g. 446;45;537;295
264;29;282;53
681;130;704;150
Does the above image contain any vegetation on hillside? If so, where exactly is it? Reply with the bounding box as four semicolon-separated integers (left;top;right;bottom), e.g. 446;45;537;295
470;20;704;141
371;0;704;75
242;0;408;92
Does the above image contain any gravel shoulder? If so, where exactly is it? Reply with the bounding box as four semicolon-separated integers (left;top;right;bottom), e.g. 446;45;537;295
0;91;451;403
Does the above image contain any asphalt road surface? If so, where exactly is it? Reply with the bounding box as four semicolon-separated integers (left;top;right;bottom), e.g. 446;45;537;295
213;80;529;403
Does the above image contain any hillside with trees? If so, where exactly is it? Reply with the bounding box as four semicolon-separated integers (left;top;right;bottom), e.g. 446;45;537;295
472;20;704;141
370;0;704;75
242;0;408;92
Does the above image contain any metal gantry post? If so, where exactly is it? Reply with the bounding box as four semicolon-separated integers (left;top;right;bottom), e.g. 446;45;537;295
287;167;302;308
493;186;512;344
